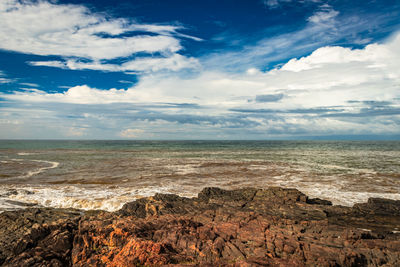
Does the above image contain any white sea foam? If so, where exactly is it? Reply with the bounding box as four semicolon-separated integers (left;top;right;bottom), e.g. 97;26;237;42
165;164;200;175
248;165;269;170
0;181;399;212
21;160;60;178
299;185;400;206
1;185;186;212
0;199;21;213
0;187;34;212
17;152;37;156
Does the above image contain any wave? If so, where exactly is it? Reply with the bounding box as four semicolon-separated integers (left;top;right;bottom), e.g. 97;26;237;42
0;185;189;212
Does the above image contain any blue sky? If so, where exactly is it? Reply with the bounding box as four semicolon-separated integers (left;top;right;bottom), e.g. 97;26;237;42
0;0;399;139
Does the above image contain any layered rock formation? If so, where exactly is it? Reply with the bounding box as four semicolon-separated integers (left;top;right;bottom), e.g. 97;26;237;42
1;187;399;266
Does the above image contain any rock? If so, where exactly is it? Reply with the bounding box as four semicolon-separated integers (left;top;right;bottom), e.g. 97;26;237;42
1;187;400;266
5;221;77;267
306;197;332;206
0;208;81;266
354;198;400;216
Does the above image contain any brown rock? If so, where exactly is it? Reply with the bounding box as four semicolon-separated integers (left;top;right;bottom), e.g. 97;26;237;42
1;187;400;266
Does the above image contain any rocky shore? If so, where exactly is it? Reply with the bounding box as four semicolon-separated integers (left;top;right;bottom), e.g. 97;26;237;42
1;187;400;266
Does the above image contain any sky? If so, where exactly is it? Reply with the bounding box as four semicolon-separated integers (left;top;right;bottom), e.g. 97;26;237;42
0;0;399;140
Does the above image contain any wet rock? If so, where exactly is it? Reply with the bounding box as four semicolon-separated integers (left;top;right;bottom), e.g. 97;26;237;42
1;187;400;266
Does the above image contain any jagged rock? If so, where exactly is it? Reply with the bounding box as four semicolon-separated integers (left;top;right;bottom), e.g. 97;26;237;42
1;187;400;266
0;208;81;266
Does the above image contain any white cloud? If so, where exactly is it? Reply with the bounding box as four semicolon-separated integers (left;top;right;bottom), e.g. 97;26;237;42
262;0;321;9
263;0;279;8
119;129;145;138
1;29;400;138
28;61;67;68
307;4;339;25
280;42;392;72
4;85;134;104
3;32;400;109
0;0;178;58
0;78;12;84
28;54;200;73
0;70;14;83
0;0;199;72
202;4;371;73
66;127;86;137
19;82;39;87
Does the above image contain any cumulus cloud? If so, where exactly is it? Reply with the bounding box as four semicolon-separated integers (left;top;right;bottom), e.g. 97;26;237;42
280;42;392;72
0;0;199;72
4;33;400;106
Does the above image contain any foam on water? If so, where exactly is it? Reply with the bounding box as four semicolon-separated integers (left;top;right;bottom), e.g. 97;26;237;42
0;185;190;212
300;186;400;206
22;160;60;178
166;163;200;175
0;181;399;212
0;159;60;181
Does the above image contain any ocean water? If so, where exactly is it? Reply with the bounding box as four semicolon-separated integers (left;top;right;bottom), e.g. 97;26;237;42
0;140;399;212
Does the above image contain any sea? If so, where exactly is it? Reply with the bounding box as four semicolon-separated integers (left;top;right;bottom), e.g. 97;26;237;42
0;140;399;212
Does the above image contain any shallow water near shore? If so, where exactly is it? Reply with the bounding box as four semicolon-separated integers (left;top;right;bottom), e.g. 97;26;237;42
0;140;399;212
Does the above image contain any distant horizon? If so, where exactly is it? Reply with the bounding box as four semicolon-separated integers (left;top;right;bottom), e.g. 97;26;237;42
1;136;400;141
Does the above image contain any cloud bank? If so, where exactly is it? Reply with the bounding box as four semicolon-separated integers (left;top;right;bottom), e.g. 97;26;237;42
1;31;399;139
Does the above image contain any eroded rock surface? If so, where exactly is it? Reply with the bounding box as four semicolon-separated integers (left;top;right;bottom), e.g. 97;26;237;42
1;187;399;266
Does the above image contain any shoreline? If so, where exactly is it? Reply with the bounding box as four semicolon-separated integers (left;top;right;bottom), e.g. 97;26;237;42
2;181;400;213
1;186;399;266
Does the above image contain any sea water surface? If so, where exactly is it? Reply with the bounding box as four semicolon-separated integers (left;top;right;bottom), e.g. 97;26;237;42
0;140;399;212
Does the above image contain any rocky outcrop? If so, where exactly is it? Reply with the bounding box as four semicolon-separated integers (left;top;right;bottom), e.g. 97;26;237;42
1;187;399;266
0;208;82;266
